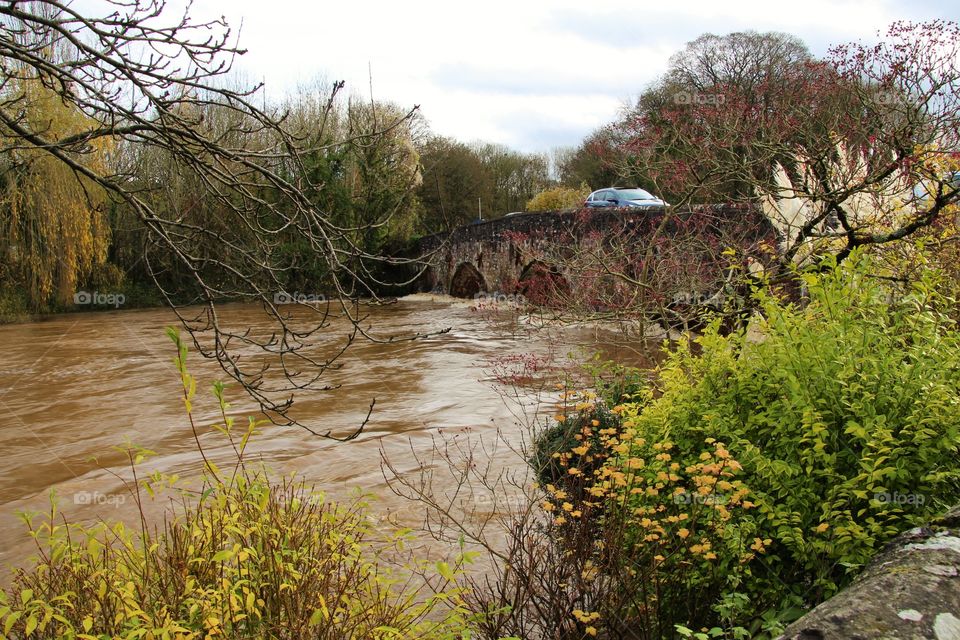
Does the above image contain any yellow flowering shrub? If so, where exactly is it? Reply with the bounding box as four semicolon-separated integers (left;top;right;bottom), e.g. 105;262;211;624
537;396;764;636
532;254;960;638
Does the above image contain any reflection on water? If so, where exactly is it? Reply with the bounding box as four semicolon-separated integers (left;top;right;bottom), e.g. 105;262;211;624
0;295;657;580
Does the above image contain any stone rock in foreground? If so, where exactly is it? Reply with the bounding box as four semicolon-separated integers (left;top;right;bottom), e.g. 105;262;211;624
779;506;960;640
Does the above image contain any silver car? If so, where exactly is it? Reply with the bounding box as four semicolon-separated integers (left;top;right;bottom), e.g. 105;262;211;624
584;187;669;209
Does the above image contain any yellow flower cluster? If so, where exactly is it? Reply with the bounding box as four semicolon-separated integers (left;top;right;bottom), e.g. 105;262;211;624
540;403;767;575
572;609;601;636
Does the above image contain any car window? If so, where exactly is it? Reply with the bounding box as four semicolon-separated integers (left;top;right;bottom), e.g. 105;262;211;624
616;188;654;200
599;190;614;201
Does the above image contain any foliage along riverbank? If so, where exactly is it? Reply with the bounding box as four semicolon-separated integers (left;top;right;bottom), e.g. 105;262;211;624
517;254;960;638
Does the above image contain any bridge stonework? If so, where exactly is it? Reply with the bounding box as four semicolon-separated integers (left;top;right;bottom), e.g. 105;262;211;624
406;205;775;301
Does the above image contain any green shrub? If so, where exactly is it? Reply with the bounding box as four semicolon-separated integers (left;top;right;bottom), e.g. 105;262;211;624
0;330;478;639
525;183;591;212
522;255;960;637
535;399;761;638
0;284;29;323
603;254;960;631
529;400;622;487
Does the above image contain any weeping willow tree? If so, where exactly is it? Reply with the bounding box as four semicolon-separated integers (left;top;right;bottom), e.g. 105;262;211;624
0;74;112;310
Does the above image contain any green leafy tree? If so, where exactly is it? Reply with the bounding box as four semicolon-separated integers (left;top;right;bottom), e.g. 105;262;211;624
417;135;492;233
555;127;623;190
473;142;550;216
343;100;423;257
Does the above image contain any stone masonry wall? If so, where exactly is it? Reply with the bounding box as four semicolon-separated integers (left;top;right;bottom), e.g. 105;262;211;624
409;204;773;298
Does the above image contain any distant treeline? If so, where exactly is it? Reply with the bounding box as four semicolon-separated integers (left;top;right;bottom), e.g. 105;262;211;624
3;21;957;316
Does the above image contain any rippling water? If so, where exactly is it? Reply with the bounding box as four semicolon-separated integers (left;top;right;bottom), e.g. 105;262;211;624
0;295;655;580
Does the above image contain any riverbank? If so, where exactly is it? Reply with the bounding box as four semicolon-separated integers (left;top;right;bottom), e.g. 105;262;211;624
0;281;167;324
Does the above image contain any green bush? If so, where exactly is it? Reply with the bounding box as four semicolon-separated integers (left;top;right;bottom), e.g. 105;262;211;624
0;284;29;323
604;254;960;631
0;330;478;639
529;401;622;487
533;398;762;638
525;183;591;212
522;255;960;637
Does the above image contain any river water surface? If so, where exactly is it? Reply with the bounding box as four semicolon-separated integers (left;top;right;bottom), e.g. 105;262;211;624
0;295;654;580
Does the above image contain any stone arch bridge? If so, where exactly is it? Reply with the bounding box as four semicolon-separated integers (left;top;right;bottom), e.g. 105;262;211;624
402;205;776;304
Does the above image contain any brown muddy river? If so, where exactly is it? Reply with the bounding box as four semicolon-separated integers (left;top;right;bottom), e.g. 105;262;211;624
0;295;655;581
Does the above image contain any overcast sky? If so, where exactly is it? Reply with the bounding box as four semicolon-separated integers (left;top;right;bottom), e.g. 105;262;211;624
194;0;956;153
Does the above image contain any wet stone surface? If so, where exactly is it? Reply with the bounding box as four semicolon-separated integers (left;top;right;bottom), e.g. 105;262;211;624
779;506;960;640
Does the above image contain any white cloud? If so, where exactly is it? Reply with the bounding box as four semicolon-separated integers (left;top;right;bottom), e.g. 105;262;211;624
167;1;960;150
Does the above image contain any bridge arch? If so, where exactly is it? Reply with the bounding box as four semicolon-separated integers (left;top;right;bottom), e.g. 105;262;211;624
516;261;569;305
449;262;487;298
417;265;437;292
